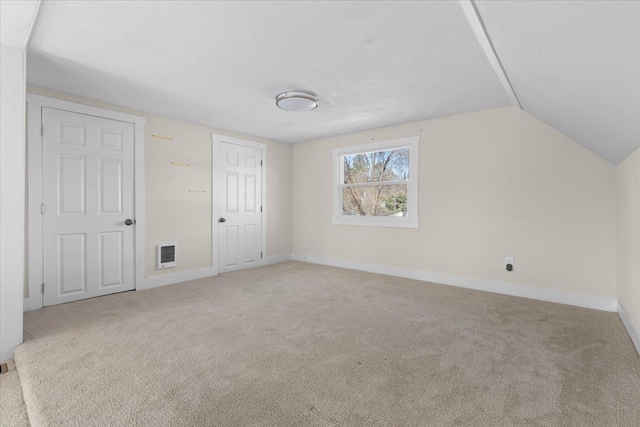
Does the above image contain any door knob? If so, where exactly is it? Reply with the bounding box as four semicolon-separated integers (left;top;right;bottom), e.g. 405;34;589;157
124;219;134;226
219;217;226;223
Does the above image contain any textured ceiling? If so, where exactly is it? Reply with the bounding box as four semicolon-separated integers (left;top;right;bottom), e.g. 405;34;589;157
476;0;640;164
26;1;510;143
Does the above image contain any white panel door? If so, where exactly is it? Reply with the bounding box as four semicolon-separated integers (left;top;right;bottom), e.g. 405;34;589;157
218;142;262;273
42;107;135;305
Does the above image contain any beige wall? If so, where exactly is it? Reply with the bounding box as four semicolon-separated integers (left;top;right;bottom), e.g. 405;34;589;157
617;148;640;331
292;106;617;298
24;88;622;307
27;86;292;283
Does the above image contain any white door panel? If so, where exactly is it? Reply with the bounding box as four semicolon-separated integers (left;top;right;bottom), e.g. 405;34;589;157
218;142;262;273
42;107;135;305
58;233;87;295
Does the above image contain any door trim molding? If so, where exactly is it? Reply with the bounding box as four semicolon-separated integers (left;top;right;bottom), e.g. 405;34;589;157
211;133;267;275
25;94;145;310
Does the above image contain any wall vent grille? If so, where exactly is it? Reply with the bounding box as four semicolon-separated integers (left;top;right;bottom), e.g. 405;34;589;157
157;243;177;269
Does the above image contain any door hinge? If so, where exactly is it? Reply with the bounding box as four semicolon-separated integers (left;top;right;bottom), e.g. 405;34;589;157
260;160;263;167
260;206;262;213
261;251;263;259
41;283;45;294
40;124;43;136
41;203;45;214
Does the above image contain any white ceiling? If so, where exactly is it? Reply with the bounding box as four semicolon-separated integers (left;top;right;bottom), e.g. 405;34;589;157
0;0;40;49
26;1;510;144
24;1;640;163
476;0;640;164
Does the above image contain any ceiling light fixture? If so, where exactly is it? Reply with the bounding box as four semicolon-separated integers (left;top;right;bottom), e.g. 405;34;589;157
275;90;319;112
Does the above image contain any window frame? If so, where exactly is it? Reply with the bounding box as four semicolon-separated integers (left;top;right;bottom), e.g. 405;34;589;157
332;136;419;228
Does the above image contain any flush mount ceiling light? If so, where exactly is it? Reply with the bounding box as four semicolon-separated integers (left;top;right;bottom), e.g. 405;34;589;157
275;90;319;112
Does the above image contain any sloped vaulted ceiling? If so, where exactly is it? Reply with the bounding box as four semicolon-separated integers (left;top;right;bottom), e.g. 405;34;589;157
475;0;640;164
25;1;640;163
0;0;40;49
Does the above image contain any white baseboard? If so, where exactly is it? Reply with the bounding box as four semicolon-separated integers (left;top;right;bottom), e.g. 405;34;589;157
139;254;293;289
143;267;218;290
25;256;294;310
264;253;292;265
618;301;640;356
291;253;618;312
23;268;220;310
25;254;619;317
144;254;293;289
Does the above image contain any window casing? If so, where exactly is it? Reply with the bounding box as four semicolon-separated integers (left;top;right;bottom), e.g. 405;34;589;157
332;136;419;228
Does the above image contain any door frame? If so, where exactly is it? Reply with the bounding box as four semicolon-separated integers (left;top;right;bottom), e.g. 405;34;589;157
26;94;145;310
211;133;267;275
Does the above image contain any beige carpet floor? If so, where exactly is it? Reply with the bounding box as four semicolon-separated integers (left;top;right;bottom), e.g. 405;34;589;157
0;360;30;427
14;261;640;426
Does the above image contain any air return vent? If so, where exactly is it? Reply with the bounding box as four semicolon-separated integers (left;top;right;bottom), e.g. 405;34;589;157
157;243;177;269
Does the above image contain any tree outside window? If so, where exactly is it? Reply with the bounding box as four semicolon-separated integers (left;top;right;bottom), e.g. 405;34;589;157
333;136;419;228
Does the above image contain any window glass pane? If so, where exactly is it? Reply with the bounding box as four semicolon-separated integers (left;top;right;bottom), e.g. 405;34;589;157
343;148;409;184
342;184;408;217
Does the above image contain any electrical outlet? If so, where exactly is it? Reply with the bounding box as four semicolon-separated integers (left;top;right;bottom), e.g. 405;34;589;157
505;257;514;272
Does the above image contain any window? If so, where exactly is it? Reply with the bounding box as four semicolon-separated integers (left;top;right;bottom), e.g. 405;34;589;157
332;136;419;228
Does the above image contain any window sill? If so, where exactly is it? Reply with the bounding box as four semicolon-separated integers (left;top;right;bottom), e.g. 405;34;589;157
332;218;419;229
